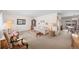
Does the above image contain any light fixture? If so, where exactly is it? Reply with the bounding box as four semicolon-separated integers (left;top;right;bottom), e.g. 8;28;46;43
5;19;13;34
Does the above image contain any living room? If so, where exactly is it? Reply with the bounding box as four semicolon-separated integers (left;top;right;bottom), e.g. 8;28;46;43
0;10;79;49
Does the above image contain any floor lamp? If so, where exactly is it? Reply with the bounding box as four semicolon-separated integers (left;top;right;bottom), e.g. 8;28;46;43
5;19;13;34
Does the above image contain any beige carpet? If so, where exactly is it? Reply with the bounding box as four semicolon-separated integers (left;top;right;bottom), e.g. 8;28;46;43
20;31;72;49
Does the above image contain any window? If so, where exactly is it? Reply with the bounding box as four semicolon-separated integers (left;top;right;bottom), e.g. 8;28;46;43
0;13;3;30
0;13;4;40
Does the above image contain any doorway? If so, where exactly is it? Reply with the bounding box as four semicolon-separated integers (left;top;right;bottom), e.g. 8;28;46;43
31;19;36;30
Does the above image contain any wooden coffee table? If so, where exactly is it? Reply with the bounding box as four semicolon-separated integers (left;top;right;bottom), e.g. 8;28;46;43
36;32;44;37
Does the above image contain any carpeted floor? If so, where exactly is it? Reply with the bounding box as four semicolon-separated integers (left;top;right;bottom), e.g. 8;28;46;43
20;31;72;49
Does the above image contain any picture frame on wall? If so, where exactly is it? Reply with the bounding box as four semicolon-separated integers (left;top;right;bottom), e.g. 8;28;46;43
17;19;26;25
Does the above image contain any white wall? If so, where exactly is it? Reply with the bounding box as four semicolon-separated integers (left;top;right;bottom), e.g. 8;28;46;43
3;12;58;32
3;14;32;31
34;13;58;31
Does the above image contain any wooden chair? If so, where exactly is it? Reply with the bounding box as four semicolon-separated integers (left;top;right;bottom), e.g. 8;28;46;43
0;31;10;49
3;32;11;48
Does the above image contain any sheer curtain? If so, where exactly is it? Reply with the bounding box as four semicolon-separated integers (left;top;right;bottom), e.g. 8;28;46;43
0;12;3;30
0;12;4;40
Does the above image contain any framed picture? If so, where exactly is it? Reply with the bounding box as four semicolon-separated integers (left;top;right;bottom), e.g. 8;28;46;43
17;19;26;25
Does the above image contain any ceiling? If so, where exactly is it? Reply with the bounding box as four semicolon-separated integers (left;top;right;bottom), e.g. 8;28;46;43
2;10;79;17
